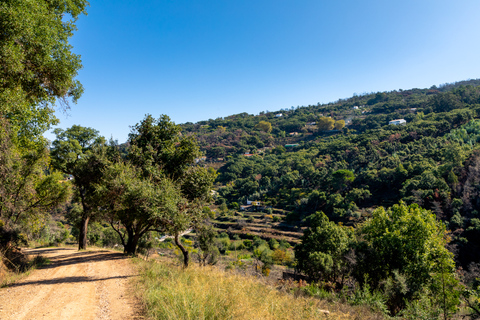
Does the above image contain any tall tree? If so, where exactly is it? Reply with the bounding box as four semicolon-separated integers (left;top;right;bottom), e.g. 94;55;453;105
0;0;88;147
51;125;107;250
0;118;70;231
99;115;216;264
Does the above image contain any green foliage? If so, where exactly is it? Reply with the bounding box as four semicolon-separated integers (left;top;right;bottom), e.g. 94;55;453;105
195;224;219;266
446;119;480;146
215;237;231;255
254;121;272;133
0;119;70;232
295;212;353;282
334;119;345;130
96;115;215;263
51;125;108;250
349;281;389;315
0;0;88;147
331;169;355;191
268;238;279;250
97;162;180;254
355;202;458;314
317;117;335;131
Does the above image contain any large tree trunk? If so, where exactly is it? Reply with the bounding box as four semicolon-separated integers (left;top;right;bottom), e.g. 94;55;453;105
124;230;139;255
175;232;189;268
78;215;90;250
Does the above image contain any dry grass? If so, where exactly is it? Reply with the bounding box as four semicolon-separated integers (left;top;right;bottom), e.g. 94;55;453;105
0;250;42;287
133;258;384;320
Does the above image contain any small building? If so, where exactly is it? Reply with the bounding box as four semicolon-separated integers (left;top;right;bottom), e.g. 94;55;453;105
389;119;407;125
275;113;283;118
353;106;359;110
289;132;299;136
307;122;316;126
244;153;254;157
195;156;207;163
285;144;300;148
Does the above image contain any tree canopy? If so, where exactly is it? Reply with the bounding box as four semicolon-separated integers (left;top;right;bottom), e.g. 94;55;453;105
51;125;107;250
355;202;458;314
317;117;335;131
97;115;216;262
0;0;88;147
295;211;353;283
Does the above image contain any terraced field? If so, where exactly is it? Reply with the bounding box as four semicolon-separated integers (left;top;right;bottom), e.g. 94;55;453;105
211;209;304;244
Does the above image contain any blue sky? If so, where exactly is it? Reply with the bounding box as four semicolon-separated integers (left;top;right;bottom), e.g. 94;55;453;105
48;0;480;143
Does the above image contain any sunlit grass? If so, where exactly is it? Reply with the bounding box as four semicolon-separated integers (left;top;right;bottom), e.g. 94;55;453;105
133;258;383;320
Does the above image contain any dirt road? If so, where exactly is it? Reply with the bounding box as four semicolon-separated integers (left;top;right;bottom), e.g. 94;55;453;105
0;247;140;320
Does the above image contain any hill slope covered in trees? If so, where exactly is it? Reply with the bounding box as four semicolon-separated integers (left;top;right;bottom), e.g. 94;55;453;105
181;79;480;268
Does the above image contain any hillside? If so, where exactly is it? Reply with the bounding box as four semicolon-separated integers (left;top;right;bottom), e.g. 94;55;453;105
181;79;480;268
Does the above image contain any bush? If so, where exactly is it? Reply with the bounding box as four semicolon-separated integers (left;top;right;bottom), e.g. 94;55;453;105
268;238;279;250
349;282;388;315
243;239;253;250
215;237;231;255
302;283;335;300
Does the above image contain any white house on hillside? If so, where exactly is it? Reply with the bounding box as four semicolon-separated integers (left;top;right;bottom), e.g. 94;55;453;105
389;119;407;125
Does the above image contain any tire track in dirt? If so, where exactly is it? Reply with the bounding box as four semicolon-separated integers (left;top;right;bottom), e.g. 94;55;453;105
0;247;139;320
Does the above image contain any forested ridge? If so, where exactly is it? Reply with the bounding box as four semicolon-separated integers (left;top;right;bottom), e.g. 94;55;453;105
181;79;480;267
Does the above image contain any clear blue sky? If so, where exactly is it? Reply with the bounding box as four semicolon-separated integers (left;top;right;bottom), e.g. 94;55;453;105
47;0;480;143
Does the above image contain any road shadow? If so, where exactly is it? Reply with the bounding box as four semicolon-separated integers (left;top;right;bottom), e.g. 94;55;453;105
8;274;135;288
24;247;73;255
22;247;129;270
41;250;128;269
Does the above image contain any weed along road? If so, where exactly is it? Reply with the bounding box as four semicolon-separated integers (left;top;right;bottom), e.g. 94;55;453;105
0;248;138;320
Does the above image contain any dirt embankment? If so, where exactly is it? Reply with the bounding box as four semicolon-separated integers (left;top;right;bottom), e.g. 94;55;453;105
0;247;140;320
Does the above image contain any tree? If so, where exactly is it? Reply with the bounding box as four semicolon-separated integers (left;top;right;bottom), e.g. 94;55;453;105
355;202;459;314
334;120;346;131
0;118;70;231
295;212;353;283
128;114;200;181
255;121;272;133
99;115;216;265
97;162;180;255
331;169;355;191
317;117;335;131
0;0;88;147
195;223;219;266
51;125;107;250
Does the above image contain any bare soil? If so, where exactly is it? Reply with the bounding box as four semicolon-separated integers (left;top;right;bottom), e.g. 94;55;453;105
0;247;140;320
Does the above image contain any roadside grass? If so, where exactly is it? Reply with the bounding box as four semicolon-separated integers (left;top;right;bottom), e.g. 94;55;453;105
133;257;384;320
0;250;51;288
